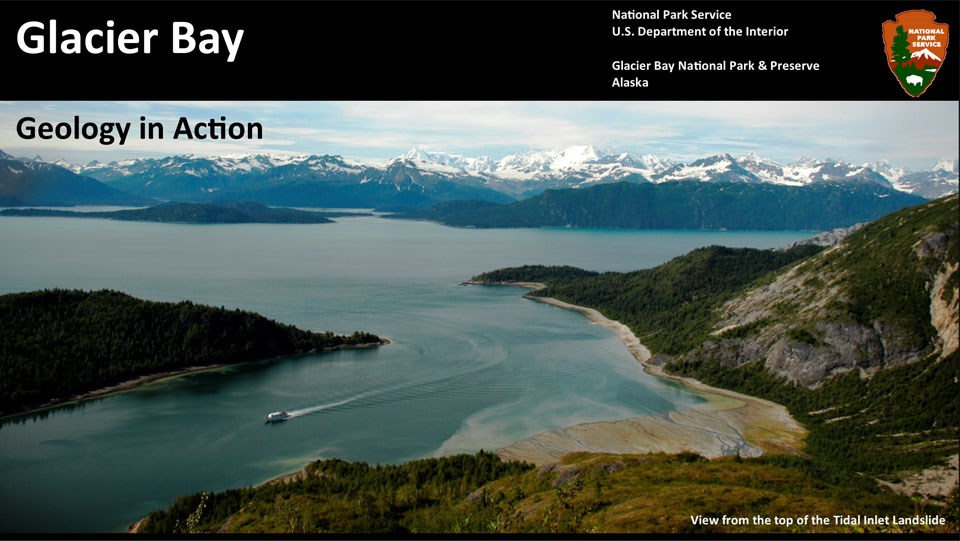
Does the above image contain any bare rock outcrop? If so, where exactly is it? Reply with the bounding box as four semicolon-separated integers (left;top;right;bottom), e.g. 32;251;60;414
930;261;959;359
781;222;866;250
686;199;958;389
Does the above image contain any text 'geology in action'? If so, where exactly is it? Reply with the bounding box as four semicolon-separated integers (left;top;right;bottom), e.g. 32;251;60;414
16;116;263;146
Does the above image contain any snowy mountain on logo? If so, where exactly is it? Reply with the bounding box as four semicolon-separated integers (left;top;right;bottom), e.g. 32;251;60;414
906;47;943;69
911;48;942;62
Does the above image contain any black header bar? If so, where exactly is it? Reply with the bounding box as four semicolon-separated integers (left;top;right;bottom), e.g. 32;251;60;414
2;1;958;100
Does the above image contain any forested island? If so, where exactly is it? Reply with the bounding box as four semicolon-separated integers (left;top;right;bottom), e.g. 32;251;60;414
0;201;370;224
0;289;385;415
392;181;925;230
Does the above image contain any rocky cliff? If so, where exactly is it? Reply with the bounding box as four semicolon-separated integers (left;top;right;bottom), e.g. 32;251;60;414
680;195;958;388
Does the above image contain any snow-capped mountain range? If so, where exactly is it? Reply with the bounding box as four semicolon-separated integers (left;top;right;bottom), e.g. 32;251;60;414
56;153;366;181
388;146;956;199
1;149;149;206
20;145;960;203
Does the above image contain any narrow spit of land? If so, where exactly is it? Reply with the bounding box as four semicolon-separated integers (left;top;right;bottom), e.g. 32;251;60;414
463;281;806;466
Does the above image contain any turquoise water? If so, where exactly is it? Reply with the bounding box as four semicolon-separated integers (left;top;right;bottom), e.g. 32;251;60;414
0;215;812;532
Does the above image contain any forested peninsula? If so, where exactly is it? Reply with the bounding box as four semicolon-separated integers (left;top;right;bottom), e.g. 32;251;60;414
0;289;385;415
0;201;369;224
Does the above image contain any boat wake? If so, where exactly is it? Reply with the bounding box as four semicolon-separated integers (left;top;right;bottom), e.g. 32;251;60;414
271;349;508;423
284;389;381;419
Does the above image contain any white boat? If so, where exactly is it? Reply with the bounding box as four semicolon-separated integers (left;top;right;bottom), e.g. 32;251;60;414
265;410;290;422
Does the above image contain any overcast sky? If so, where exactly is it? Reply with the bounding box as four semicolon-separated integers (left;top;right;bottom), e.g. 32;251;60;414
1;101;956;170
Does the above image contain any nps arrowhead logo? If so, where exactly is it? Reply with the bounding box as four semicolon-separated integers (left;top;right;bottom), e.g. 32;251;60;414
883;10;949;97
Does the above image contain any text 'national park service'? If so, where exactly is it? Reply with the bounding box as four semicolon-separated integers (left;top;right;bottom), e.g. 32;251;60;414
610;8;820;89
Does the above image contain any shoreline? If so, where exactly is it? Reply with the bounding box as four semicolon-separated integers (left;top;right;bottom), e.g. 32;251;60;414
1;338;390;422
128;287;805;532
466;280;806;465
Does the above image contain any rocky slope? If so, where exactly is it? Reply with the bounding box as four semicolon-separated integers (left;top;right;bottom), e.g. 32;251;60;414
661;196;958;494
781;222;866;249
473;195;958;488
686;195;958;387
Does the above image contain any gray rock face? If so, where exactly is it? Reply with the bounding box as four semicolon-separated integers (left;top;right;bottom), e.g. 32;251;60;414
817;321;885;368
690;339;765;369
759;321;924;387
914;230;951;259
698;302;932;388
764;340;843;386
782;223;866;250
692;319;914;388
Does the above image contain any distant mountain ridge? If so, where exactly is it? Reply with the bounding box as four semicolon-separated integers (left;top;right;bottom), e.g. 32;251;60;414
387;146;957;199
0;151;150;206
5;147;957;208
63;152;513;209
396;181;927;231
46;147;959;201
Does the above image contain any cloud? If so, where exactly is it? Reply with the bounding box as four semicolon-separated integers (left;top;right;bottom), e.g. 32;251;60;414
328;102;681;155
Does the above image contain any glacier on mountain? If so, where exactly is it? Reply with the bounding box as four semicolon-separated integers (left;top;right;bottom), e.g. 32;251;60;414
18;145;960;201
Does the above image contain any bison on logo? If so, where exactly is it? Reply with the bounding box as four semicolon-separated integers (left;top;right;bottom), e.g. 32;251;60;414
883;10;949;97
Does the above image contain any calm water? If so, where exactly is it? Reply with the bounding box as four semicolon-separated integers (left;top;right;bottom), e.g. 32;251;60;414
0;215;812;532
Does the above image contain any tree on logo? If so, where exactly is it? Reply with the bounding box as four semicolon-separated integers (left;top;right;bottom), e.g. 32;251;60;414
891;25;910;68
883;10;947;98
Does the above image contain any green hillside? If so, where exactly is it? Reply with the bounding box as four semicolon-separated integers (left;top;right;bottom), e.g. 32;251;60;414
668;195;959;477
137;451;954;534
473;245;824;355
395;181;926;230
